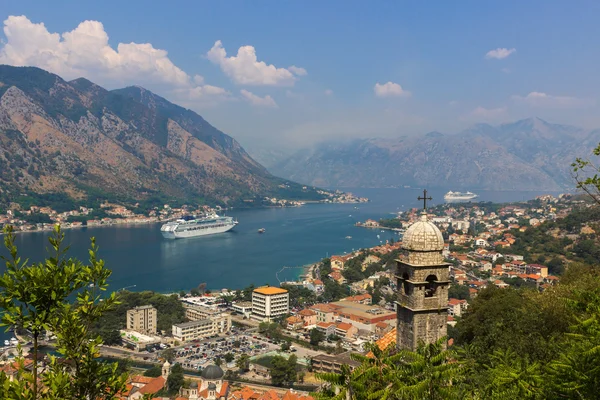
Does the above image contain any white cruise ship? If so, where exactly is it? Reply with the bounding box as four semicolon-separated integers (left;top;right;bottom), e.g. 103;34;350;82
160;214;238;239
444;191;478;201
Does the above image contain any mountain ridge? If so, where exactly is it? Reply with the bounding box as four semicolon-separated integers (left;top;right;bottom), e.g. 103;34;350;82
268;117;600;191
0;65;319;208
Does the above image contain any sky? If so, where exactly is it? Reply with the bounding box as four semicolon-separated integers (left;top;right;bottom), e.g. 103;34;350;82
1;1;600;151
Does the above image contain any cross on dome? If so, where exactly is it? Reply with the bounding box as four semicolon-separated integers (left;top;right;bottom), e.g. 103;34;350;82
417;189;432;210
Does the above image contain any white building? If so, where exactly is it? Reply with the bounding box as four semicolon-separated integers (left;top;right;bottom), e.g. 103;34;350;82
172;314;231;342
127;305;157;335
232;301;253;318
251;286;289;322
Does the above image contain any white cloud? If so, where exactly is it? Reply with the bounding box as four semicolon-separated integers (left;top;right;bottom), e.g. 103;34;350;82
240;89;278;108
467;106;508;121
485;48;516;60
0;15;230;106
374;81;411;98
288;65;307;76
511;92;591;108
207;40;305;86
324;89;333;96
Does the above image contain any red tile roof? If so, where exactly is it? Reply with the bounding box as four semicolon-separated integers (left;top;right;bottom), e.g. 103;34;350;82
138;376;165;395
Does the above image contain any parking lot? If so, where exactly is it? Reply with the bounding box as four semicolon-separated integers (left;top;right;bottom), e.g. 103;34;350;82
174;328;280;371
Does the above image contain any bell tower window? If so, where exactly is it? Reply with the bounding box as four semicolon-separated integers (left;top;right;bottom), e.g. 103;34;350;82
424;275;438;298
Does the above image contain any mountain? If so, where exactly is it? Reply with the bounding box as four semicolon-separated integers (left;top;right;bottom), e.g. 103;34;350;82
0;65;316;206
270;118;600;191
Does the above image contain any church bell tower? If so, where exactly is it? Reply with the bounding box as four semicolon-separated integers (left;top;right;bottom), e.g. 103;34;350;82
396;190;449;350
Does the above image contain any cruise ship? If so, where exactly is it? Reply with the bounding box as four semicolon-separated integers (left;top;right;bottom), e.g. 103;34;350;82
444;191;478;201
160;214;238;239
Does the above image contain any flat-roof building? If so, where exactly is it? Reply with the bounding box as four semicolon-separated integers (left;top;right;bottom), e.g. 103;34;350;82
232;301;253;318
251;286;289;322
172;314;231;342
127;305;157;335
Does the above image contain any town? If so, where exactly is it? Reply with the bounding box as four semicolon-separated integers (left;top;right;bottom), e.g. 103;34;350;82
0;192;597;399
0;189;368;233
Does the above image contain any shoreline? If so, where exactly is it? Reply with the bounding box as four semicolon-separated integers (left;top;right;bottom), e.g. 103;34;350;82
0;198;370;236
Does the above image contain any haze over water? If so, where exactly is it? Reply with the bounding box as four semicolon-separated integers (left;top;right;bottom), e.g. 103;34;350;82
2;188;559;293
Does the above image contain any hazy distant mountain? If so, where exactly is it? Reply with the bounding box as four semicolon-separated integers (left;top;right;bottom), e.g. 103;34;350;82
0;65;317;206
270;118;600;191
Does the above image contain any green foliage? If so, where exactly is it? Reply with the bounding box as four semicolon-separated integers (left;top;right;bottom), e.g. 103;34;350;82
166;364;184;394
455;286;570;363
319;280;350;303
270;354;298;387
317;338;460;400
224;352;235;363
144;365;162;377
448;283;470;300
20;212;52;224
281;284;317;308
281;340;292;351
572;142;600;206
236;354;250;372
94;290;186;342
310;328;325;346
0;225;126;399
378;218;403;229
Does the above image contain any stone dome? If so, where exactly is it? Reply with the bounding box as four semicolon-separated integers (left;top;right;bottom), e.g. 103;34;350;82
201;364;224;380
208;382;217;390
402;213;444;252
190;381;198;389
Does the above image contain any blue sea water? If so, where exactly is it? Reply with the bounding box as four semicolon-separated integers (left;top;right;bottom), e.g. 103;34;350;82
1;188;558;294
0;187;561;343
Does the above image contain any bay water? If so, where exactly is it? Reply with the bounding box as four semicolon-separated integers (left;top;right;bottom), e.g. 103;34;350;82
0;187;561;343
1;188;558;293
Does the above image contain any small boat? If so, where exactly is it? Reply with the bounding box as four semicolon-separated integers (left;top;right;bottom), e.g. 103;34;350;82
345;236;352;239
258;228;266;234
9;338;17;344
3;340;9;346
377;234;380;239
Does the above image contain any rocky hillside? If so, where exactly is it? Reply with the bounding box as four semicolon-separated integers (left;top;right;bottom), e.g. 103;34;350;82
269;118;600;191
0;65;316;206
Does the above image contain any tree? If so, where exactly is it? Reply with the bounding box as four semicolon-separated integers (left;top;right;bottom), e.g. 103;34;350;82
144;365;163;377
572;143;600;205
480;349;544;399
0;225;126;400
310;328;325;346
179;290;186;298
214;356;222;367
270;355;297;387
448;283;471;300
317;338;460;400
281;340;291;351
224;352;235;363
236;354;250;372
190;287;200;296
166;364;184;394
161;348;175;363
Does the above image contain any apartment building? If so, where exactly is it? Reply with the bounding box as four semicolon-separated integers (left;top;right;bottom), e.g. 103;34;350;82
127;305;157;334
251;286;289;322
171;314;231;342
